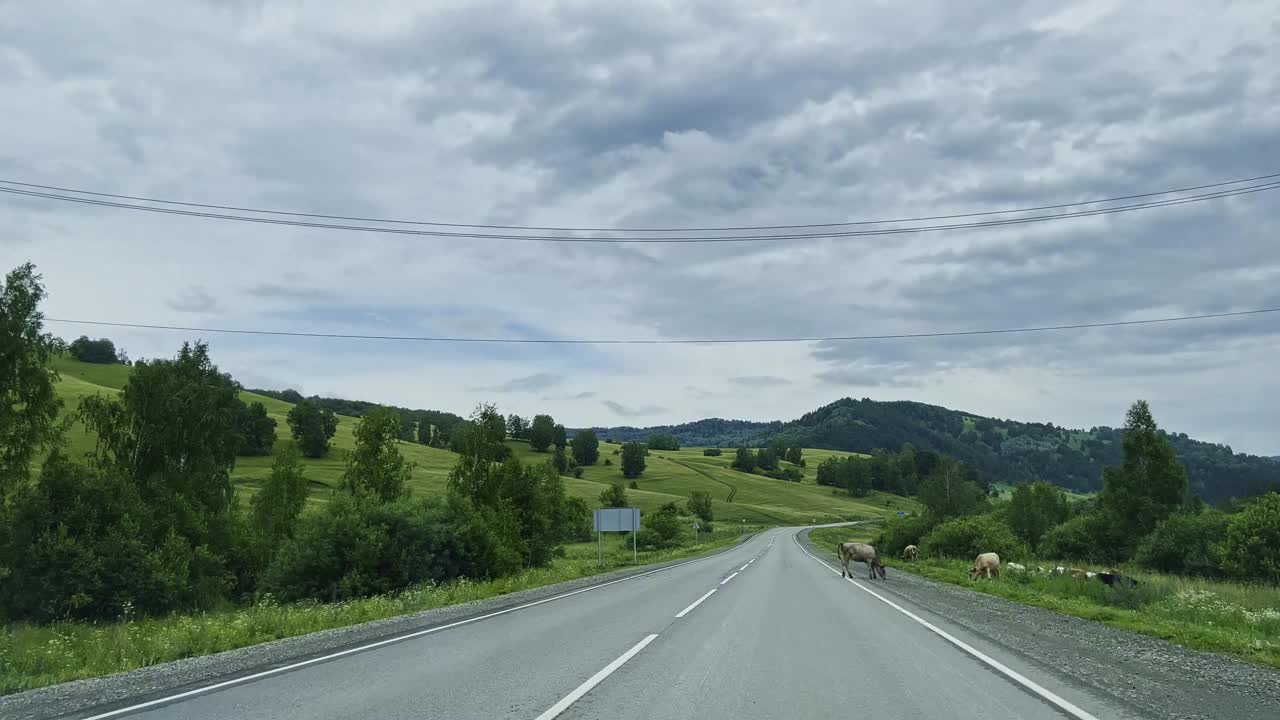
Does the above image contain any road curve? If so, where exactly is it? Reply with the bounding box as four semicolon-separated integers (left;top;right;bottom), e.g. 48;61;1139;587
72;528;1157;719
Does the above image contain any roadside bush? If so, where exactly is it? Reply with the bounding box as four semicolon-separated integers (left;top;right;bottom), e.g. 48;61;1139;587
1219;492;1280;583
875;514;936;558
0;454;218;621
918;513;1029;562
635;506;683;550
703;448;722;456
1135;510;1229;576
560;497;593;543
628;480;637;489
262;495;515;603
1038;512;1122;564
600;483;629;508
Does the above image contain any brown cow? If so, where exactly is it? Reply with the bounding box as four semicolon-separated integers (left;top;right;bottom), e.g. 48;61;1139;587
900;544;918;561
839;542;886;580
968;552;1001;580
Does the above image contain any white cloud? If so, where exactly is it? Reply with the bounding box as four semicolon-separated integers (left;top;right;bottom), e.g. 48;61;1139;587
3;1;1278;453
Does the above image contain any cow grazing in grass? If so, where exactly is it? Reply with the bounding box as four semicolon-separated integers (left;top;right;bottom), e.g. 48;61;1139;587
900;544;918;561
839;542;886;580
968;552;1001;580
1006;562;1026;572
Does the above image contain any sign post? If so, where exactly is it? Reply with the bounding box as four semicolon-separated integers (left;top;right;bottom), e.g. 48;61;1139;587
593;507;642;567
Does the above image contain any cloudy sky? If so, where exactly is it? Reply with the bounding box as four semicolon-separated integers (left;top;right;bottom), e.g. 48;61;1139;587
3;1;1278;454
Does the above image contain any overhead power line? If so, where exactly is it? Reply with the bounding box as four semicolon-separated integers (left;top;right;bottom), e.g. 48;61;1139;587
2;171;1278;232
44;307;1280;345
3;181;1278;243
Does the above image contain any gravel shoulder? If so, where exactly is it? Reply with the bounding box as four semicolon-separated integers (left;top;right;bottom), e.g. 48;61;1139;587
799;528;1280;720
0;534;755;720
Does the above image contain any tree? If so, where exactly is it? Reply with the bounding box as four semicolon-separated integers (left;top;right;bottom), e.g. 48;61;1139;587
1219;492;1280;582
621;442;647;478
449;404;511;465
68;335;121;364
506;414;528;440
648;433;680;451
1099;400;1188;554
398;413;416;442
732;447;757;473
0;263;63;497
766;437;788;459
571;429;600;466
1134;509;1229;577
551;446;570;474
756;446;779;472
251;445;308;564
287;401;338;458
77;341;246;605
703;448;722;457
786;446;803;465
1007;481;1070;549
553;424;567;450
529;414;555;452
341;407;415;502
687;490;713;523
235;401;277;456
600;482;629;508
917;460;985;520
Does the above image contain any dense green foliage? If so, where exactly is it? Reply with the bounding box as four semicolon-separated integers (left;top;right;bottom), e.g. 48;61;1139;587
571;429;599;466
68;335;125;364
286;401;338;458
1134;510;1229;577
250;446;308;568
620;442;647;478
702;448;722;456
529;414;555;452
635;503;683;550
687;490;713;523
341;407;414;502
234;401;277;457
599;483;629;508
918;514;1029;562
731;447;756;473
647;433;680;451
1007;482;1070;550
1219;492;1280;583
506;414;528;440
1098;401;1188;556
0;263;63;496
552;424;567;450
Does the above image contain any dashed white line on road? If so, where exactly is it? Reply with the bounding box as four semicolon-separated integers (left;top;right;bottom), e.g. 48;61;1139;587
675;588;717;618
793;532;1100;720
534;634;659;720
720;571;740;585
739;562;750;571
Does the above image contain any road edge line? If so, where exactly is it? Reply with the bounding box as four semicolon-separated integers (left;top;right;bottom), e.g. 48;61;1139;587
792;530;1100;720
73;536;761;720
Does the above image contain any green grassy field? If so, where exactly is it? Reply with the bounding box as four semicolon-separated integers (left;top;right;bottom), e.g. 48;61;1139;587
46;357;917;525
807;526;1280;669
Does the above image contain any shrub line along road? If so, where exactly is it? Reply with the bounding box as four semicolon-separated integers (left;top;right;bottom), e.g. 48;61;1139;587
16;526;1200;720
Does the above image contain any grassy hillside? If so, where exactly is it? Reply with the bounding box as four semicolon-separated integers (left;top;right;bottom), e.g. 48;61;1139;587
47;357;915;525
600;397;1280;502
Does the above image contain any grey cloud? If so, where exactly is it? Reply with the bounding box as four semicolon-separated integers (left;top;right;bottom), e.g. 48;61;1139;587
728;375;792;387
166;287;217;313
473;372;565;393
245;283;338;302
816;365;924;389
603;400;668;417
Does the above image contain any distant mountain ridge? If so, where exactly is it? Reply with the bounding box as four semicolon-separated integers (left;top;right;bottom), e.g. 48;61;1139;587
593;398;1280;503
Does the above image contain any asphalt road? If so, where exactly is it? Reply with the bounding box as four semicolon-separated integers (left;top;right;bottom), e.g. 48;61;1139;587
89;528;1151;720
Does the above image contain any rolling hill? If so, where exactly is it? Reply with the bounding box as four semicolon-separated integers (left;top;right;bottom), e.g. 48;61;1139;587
596;397;1280;503
46;357;914;525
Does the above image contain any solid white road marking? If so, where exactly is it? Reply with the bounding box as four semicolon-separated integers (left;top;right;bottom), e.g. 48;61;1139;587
674;588;718;618
793;533;1100;720
533;634;660;720
78;537;768;720
719;571;740;585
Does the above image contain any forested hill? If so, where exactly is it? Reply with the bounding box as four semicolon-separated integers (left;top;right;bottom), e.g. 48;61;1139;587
595;398;1280;503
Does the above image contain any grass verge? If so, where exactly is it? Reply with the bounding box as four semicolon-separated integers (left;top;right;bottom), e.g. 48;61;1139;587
0;525;759;696
809;525;1280;669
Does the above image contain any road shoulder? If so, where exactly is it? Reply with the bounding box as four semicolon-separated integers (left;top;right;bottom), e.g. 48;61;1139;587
798;528;1280;720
